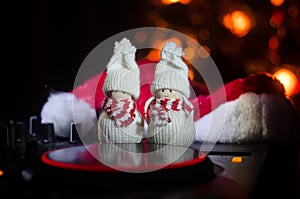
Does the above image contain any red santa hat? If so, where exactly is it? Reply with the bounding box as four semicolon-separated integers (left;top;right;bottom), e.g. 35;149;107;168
191;73;299;144
40;59;299;144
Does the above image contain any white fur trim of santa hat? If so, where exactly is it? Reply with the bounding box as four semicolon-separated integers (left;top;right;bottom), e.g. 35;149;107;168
151;41;190;98
40;92;97;138
194;92;299;144
103;38;140;99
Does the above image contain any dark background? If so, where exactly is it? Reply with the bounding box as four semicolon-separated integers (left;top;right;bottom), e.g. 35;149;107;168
1;0;300;122
1;0;144;121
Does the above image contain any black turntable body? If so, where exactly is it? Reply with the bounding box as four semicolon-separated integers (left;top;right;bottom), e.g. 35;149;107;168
0;118;299;199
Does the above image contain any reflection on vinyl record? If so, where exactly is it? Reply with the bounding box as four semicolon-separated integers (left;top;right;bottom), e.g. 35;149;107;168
41;143;207;173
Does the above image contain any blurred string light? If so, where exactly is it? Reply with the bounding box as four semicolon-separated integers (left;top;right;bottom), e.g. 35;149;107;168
273;67;298;96
267;2;300;78
270;0;285;7
269;0;299;95
269;36;280;50
161;0;191;5
222;10;251;37
270;10;284;28
268;4;288;68
141;0;300;96
134;31;147;44
197;45;210;59
288;5;299;17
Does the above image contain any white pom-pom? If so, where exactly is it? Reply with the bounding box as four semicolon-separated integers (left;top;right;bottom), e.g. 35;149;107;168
40;92;97;138
161;41;184;59
114;37;136;55
107;38;138;71
160;41;188;73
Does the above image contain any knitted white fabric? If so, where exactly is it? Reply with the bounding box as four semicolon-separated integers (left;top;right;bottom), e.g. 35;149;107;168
98;110;144;144
151;42;190;98
98;38;143;144
147;42;195;147
97;143;143;168
103;38;140;99
147;108;195;147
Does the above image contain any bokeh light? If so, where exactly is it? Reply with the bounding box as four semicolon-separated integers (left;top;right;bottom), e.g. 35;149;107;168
161;0;191;5
273;68;298;96
270;0;285;7
223;10;251;37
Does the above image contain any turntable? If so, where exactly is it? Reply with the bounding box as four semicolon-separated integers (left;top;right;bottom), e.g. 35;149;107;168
1;119;299;199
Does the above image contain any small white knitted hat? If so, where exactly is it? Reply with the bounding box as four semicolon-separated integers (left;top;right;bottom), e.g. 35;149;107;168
151;41;190;98
103;38;140;99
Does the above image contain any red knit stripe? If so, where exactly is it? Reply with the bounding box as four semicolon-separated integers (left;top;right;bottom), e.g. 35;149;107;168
102;97;136;127
171;99;180;110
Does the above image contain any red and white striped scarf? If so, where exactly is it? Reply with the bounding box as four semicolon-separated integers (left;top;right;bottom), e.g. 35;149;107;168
147;98;184;125
101;97;136;127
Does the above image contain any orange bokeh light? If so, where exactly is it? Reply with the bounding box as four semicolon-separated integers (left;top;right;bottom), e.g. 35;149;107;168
161;0;179;5
146;49;161;62
223;10;251;37
273;68;298;96
188;69;194;81
270;0;285;7
161;0;190;5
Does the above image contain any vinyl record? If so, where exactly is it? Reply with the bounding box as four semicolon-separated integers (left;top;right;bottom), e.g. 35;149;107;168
40;143;216;190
